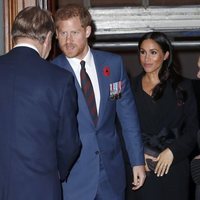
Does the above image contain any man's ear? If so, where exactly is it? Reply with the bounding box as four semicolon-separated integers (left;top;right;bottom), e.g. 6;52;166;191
86;26;91;38
41;31;52;59
44;31;52;46
55;29;59;39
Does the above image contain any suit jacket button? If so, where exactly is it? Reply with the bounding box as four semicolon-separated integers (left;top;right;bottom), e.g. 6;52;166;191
95;151;99;155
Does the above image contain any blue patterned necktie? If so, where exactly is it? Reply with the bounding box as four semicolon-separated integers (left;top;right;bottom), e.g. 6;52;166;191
80;60;98;125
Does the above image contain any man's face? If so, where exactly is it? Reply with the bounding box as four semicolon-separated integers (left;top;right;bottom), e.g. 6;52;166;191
56;17;91;59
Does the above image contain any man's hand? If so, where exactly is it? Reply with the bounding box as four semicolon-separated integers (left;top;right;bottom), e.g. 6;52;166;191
132;165;146;190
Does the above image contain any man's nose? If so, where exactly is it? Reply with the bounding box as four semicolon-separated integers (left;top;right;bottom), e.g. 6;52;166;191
65;34;73;41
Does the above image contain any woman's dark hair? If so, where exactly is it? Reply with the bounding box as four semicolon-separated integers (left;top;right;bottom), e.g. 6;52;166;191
138;31;186;105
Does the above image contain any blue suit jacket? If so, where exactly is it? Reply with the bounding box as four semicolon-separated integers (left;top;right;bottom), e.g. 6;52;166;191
53;49;144;200
0;47;81;200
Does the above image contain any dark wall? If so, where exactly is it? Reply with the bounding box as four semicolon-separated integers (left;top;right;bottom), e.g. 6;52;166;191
56;0;200;80
94;48;200;80
58;0;200;7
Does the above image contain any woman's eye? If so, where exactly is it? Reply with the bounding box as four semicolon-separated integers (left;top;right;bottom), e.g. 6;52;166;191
140;50;145;55
151;51;157;55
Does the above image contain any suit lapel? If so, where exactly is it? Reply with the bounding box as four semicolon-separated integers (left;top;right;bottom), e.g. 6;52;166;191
58;55;95;126
92;50;110;125
55;55;80;92
57;53;110;128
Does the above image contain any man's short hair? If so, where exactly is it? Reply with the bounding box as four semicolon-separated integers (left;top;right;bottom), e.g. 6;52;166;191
55;4;92;29
12;6;55;44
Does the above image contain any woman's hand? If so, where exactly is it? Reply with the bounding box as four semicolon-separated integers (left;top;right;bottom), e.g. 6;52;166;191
154;148;174;177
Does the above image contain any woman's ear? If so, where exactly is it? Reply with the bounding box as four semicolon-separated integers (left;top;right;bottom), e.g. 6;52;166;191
198;56;200;68
164;51;170;61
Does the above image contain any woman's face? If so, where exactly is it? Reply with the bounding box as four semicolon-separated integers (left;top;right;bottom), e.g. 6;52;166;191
139;39;169;75
197;57;200;79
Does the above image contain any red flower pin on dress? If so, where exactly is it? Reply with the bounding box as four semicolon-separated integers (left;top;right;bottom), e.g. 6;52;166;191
103;66;110;76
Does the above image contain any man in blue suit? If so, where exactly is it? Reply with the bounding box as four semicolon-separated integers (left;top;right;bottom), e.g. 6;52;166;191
0;7;81;200
53;4;146;200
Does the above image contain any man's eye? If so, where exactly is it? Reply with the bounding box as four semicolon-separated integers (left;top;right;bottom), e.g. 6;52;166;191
71;31;78;35
60;32;67;37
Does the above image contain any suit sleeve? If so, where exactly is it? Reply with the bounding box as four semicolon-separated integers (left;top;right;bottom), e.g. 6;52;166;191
57;73;81;181
116;57;145;167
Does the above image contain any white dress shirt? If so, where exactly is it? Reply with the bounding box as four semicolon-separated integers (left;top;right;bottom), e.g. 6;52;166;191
67;48;100;114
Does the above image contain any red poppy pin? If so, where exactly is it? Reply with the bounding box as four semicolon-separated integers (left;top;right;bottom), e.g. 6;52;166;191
103;66;110;76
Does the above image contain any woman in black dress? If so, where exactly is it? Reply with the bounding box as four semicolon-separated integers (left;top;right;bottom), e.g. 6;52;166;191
130;32;199;200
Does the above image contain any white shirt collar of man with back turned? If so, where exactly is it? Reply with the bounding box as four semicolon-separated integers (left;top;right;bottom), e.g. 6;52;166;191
14;43;39;54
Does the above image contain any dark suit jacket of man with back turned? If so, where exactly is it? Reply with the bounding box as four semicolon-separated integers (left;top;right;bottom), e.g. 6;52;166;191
0;46;81;200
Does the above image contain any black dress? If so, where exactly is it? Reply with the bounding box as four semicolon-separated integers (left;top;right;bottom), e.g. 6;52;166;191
127;74;199;200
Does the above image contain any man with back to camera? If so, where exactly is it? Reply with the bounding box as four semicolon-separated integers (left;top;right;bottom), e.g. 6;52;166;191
0;6;81;200
52;4;146;200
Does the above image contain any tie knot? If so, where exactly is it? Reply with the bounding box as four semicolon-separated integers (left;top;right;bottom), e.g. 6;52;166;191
80;60;86;70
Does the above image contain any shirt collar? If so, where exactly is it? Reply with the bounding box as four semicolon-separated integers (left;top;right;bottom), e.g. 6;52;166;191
14;43;39;54
66;47;93;67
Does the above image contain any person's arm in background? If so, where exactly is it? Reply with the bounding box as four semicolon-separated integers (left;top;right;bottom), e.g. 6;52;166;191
193;56;200;159
191;56;200;190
